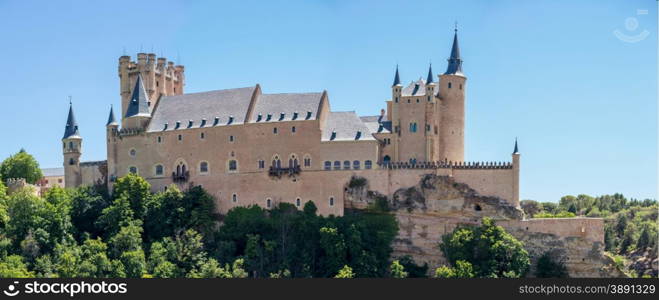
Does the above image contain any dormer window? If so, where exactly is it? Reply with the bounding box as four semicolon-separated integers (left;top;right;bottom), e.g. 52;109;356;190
266;114;272;121
292;112;298;120
257;113;262;122
214;117;220;126
330;130;336;140
306;111;312;120
188;120;193;128
279;112;285;121
228;116;234;124
175;121;181;129
163;123;168;131
200;119;207;127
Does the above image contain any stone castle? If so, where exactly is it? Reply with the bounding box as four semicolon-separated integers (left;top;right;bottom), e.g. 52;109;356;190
59;29;616;277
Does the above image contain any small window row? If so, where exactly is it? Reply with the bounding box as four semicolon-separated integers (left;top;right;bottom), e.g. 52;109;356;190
323;160;373;170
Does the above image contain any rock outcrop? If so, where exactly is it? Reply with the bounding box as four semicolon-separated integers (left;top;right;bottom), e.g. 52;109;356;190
345;174;623;278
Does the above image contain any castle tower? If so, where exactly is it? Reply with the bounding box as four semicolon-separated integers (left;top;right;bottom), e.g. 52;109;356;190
123;74;152;129
62;102;82;188
106;105;119;189
438;28;466;162
512;138;521;207
390;65;402;162
424;63;439;161
119;53;184;127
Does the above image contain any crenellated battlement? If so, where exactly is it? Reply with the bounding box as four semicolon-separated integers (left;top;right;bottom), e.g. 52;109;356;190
118;53;185;124
379;160;512;170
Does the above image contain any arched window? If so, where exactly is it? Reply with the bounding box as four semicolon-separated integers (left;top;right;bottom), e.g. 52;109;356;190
288;154;299;168
273;127;278;134
365;160;372;169
129;166;138;174
232;193;237;203
353;160;360;170
129;149;136;157
329;197;334;207
448;82;452;89
178;134;182;141
333;161;341;170
296;198;301;207
292;126;296;133
155;164;164;176
69;141;73;149
383;155;391;164
266;198;272;209
200;132;205;139
199;161;209;174
324;161;331;170
272;155;281;169
228;160;238;172
69;158;75;165
303;155;311;167
343;160;350;170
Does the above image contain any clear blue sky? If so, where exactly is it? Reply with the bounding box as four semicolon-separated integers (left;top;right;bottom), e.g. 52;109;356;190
0;0;656;202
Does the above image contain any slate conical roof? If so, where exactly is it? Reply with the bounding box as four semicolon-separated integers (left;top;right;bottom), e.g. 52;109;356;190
513;138;519;154
444;29;464;76
392;65;401;86
106;105;118;126
125;74;151;118
426;63;434;84
63;103;81;139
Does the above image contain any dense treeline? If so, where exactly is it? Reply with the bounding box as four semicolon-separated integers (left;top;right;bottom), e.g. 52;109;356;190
0;173;401;278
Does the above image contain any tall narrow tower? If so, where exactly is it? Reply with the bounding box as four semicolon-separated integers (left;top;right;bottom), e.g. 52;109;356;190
438;27;466;162
62;102;82;188
390;66;402;162
512;139;521;207
106;105;119;189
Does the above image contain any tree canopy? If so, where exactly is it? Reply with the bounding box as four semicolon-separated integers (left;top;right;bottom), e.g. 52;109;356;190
0;149;43;184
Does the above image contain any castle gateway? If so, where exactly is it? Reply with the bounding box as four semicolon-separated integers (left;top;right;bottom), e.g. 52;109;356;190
61;29;521;216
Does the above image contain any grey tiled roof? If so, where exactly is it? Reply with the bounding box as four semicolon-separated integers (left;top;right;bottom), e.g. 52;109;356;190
250;92;323;123
147;86;257;132
80;160;107;167
322;111;376;142
42;167;64;177
401;78;441;97
360;115;391;134
125;74;151;118
63;103;81;139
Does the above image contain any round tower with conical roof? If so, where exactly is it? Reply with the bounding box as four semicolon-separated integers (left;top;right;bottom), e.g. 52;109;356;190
62;102;82;188
438;27;466;162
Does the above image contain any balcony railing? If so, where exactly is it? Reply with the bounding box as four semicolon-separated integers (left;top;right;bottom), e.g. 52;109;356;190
268;165;301;178
172;171;190;183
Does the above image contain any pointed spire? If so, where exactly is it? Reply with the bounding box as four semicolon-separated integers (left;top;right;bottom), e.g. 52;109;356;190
125;74;151;118
513;138;519;154
63;102;81;139
392;65;401;87
426;63;434;84
106;105;118;126
444;26;464;75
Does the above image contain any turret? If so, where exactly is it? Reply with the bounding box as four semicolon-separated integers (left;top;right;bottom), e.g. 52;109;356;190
123;74;151;129
512;138;520;207
390;65;403;161
438;27;466;162
106;105;118;190
62;102;82;188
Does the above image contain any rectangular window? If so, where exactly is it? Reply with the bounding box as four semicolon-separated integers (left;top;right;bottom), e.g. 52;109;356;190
292;126;296;133
229;135;234;142
324;161;331;170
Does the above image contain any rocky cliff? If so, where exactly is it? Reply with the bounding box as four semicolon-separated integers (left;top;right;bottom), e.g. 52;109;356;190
345;174;624;278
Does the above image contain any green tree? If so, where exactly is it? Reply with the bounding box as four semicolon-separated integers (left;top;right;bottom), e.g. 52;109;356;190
0;149;43;184
434;260;474;278
97;196;135;238
440;218;530;278
0;255;34;277
520;200;542;218
70;186;110;240
112;174;151;220
120;250;146;278
334;265;354;278
109;221;143;258
636;226;651;250
535;252;568;278
389;260;407;278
